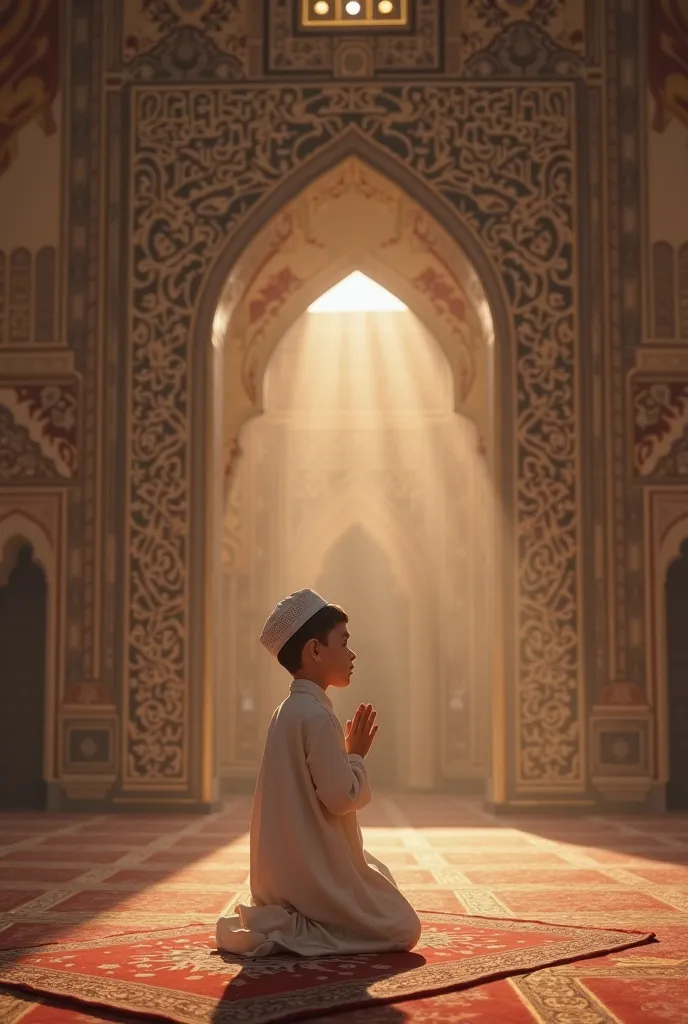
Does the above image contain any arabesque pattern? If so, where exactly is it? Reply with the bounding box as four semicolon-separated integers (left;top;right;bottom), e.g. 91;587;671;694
129;83;578;786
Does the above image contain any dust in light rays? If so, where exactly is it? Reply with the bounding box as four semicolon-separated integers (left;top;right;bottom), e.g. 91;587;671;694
220;271;493;791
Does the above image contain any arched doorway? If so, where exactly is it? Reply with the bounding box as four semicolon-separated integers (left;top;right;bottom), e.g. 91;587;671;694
191;151;512;802
666;538;688;810
316;525;410;790
217;267;490;790
0;541;48;809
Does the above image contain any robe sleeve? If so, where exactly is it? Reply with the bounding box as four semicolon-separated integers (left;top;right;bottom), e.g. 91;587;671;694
305;713;372;816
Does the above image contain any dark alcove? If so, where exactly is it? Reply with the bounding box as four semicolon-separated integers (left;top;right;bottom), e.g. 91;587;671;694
666;538;688;810
0;542;48;809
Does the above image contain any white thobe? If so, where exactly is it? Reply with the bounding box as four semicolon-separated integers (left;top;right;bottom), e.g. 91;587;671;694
216;678;421;957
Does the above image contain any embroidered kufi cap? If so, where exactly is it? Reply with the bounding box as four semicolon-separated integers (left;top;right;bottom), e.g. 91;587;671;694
259;589;328;657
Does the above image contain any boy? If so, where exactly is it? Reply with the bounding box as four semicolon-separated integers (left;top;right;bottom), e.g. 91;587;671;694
216;588;421;957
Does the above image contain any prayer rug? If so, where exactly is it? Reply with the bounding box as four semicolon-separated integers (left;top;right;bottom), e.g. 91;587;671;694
0;911;653;1024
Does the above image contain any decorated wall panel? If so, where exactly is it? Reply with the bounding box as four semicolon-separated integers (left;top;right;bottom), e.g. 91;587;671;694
636;2;688;806
112;0;250;79
597;0;645;721
0;3;91;806
0;0;119;809
458;0;590;75
59;0;112;739
0;247;57;347
0;1;62;319
126;80;582;798
632;377;688;482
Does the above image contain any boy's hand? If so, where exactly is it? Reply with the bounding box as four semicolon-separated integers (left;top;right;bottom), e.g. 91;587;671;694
345;704;378;759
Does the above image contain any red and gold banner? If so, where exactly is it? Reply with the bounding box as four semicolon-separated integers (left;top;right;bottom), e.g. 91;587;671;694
0;0;60;177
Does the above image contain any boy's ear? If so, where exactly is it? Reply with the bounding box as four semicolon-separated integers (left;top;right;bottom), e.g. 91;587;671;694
303;638;320;662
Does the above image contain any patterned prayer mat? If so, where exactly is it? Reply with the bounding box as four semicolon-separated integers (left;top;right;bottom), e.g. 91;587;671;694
0;912;653;1024
4;796;688;1020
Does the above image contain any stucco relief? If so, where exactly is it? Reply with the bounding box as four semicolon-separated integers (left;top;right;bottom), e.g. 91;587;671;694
461;0;586;53
217;156;492;477
0;381;79;482
632;378;688;480
460;0;585;75
121;0;248;74
0;247;58;346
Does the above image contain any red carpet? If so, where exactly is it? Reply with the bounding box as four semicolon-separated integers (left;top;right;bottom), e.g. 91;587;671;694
0;913;652;1024
0;795;686;1022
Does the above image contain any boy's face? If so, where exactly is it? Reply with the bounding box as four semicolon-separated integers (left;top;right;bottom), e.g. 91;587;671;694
312;621;356;688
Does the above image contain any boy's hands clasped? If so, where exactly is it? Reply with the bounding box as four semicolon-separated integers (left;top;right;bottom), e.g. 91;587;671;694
345;703;378;758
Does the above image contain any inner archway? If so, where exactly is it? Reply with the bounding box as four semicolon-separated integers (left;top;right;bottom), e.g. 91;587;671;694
199;153;509;799
315;525;409;790
218;264;491;791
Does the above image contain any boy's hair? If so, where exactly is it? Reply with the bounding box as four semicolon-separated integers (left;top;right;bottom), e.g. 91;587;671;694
277;604;348;674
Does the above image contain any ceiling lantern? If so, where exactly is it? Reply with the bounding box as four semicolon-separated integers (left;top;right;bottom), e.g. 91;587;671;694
301;0;409;29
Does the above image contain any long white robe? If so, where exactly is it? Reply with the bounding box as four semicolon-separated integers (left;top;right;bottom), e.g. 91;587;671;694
216;678;421;957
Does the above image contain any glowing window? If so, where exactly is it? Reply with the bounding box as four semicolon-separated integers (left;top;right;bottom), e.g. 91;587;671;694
300;0;409;30
308;272;407;312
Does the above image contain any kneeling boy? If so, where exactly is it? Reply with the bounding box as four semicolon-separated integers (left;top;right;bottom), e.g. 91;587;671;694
216;588;421;957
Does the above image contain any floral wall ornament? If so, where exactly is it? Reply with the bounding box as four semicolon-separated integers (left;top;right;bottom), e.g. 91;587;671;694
0;381;79;481
0;406;60;481
632;379;688;479
121;0;248;73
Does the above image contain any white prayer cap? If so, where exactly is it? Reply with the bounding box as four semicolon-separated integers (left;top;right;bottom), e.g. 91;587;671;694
259;589;328;657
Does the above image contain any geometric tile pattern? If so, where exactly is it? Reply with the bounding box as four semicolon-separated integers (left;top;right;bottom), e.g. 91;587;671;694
1;795;687;1022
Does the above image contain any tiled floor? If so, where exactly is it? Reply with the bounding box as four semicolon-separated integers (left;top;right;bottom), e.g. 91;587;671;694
1;795;688;1021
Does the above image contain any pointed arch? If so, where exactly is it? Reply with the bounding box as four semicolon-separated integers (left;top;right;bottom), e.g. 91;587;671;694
0;509;58;799
209;155;500;476
192;126;511;372
293;481;431;608
189;134;513;496
0;512;54;586
188;135;515;801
